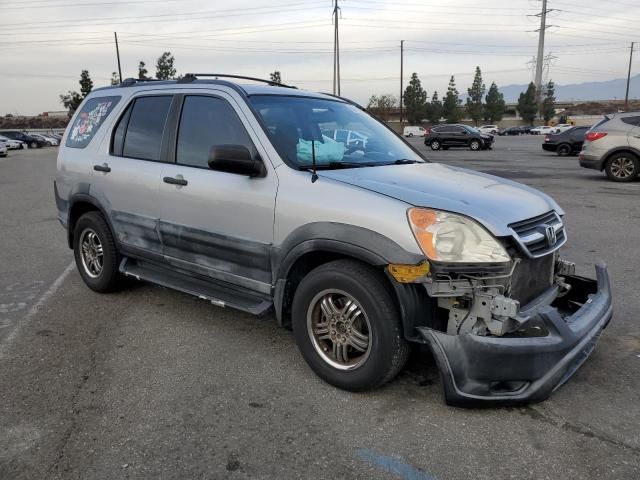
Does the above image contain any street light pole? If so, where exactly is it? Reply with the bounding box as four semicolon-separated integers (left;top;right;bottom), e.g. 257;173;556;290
400;40;404;127
625;42;635;111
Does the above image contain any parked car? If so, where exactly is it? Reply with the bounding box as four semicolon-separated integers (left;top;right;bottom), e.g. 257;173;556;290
1;131;47;148
520;126;534;135
477;125;498;135
498;127;522;136
30;133;59;146
553;123;574;134
424;124;493;150
0;142;7;157
403;126;427;137
55;75;612;406
542;126;589;156
0;135;25;149
580;112;640;182
530;126;556;135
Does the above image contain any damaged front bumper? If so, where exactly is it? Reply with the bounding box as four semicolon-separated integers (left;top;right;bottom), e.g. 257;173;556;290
417;264;613;407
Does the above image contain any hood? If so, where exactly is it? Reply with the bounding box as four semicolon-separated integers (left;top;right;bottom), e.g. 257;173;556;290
318;163;563;236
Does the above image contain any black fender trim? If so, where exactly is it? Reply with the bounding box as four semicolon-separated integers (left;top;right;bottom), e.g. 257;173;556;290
66;192;118;249
601;146;640;170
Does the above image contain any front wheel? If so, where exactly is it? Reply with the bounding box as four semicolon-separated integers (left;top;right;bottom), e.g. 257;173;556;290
292;260;409;391
605;153;639;182
469;139;481;151
73;212;124;292
430;140;441;151
29;141;37;148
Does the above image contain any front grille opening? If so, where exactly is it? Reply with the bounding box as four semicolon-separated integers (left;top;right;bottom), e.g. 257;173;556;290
509;211;566;257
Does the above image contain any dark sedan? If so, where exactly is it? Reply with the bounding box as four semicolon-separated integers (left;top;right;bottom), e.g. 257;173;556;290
0;131;47;148
542;126;589;156
424;124;493;151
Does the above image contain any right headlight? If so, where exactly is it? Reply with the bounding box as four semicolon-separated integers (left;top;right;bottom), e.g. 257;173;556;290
407;208;511;264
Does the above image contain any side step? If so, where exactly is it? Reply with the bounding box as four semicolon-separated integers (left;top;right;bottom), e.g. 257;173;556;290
120;258;273;316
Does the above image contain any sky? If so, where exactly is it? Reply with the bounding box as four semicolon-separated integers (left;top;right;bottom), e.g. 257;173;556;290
2;0;639;115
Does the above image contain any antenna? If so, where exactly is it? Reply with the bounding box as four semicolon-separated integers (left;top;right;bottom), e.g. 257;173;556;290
311;139;318;183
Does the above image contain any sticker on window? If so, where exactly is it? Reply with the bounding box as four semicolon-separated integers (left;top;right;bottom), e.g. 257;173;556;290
66;96;120;149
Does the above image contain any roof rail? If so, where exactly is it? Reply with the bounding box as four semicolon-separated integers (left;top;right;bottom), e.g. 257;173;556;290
120;77;165;87
180;73;297;89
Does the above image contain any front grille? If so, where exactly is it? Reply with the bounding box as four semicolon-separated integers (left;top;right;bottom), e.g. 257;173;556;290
509;211;566;258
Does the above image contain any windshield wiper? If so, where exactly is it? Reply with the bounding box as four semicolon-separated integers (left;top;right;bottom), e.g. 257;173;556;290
392;159;422;165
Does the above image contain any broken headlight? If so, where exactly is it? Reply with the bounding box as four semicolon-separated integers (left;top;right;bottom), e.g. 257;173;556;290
407;208;511;264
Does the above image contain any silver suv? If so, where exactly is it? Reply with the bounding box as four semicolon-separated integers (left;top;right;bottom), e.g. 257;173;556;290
580;112;640;181
55;75;612;406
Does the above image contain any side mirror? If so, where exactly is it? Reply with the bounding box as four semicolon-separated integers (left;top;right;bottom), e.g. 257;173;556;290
208;145;265;177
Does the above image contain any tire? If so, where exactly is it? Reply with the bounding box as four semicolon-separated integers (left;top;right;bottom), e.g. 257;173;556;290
291;260;409;391
605;153;639;182
430;140;441;151
408;133;413;137
73;211;123;292
556;144;571;156
469;139;481;151
29;141;37;149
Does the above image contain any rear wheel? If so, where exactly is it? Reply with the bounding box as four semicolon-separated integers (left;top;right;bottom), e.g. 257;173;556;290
556;144;571;156
469;139;481;151
605;153;639;182
430;140;441;151
29;141;37;148
292;260;409;391
408;133;413;137
73;212;123;292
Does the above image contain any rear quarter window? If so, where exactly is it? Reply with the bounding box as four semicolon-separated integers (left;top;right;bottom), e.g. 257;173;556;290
66;96;121;149
621;116;640;127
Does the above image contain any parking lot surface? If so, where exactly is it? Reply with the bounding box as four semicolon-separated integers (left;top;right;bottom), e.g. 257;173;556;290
1;136;639;479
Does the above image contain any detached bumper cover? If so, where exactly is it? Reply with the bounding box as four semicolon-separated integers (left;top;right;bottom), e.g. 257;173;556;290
418;264;612;407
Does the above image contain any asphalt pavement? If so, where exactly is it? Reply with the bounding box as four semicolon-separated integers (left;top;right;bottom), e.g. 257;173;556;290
1;136;639;479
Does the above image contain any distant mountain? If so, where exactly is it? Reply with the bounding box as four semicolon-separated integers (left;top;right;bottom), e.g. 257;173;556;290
497;74;640;103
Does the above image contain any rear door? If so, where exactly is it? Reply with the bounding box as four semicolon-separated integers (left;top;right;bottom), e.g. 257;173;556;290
623;115;640;150
158;92;278;294
92;93;174;260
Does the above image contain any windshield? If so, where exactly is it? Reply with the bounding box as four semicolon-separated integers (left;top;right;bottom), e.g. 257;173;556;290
249;95;424;169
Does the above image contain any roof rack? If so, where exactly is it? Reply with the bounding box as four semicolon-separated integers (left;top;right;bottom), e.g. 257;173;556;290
179;73;297;89
120;77;165;87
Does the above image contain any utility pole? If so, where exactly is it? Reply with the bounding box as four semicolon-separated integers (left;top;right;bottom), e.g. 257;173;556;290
114;32;122;85
332;0;341;96
400;40;404;126
534;0;548;114
625;42;635;111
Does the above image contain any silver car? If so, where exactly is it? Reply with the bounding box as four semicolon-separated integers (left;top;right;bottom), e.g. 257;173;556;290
580;112;640;181
54;75;613;406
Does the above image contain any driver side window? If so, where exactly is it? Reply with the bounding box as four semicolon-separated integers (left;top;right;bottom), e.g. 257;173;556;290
176;96;256;169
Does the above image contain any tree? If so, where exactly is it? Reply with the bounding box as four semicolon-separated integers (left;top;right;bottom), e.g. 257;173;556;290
542;80;556;123
156;52;176;80
466;66;485;126
367;94;398;121
269;71;282;84
403;72;428;124
110;71;120;86
427;91;443;124
59;69;93;116
483;82;506;123
138;61;149;80
443;76;462;123
517;82;537;125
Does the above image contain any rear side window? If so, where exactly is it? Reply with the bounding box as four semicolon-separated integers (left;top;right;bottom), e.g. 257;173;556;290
621;116;640;126
176;95;255;168
120;95;173;161
66;96;120;149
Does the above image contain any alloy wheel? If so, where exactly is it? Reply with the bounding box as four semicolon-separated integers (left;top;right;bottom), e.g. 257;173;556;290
610;157;636;179
79;228;104;278
306;289;372;371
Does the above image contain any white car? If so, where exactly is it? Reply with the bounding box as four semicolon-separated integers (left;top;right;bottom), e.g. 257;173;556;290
30;133;59;146
553;124;574;134
0;135;25;149
0;142;7;157
530;126;556;135
403;126;427;137
477;125;499;135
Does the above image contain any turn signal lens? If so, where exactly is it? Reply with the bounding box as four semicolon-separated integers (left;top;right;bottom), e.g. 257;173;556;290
388;262;430;283
407;208;511;264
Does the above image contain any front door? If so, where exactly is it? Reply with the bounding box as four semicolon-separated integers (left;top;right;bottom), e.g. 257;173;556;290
159;93;278;294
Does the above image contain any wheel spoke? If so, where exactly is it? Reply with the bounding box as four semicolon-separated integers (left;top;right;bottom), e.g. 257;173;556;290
348;334;368;352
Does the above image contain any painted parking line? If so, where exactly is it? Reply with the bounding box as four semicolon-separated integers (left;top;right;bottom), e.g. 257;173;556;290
356;448;438;480
0;261;75;359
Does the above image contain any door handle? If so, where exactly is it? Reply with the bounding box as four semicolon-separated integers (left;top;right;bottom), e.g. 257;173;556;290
633;135;640;139
93;163;111;173
163;176;188;186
